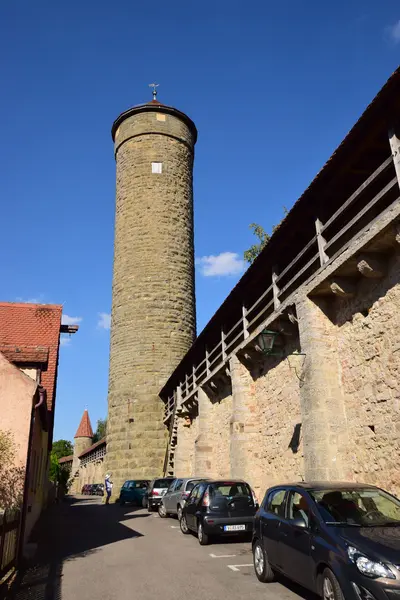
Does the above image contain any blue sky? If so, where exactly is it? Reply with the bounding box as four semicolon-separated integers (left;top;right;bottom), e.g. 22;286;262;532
1;1;399;442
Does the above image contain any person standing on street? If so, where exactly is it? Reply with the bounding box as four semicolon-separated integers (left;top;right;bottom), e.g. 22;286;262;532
105;473;113;504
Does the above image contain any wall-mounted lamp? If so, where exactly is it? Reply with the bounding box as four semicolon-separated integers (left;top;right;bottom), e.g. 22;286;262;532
256;329;282;356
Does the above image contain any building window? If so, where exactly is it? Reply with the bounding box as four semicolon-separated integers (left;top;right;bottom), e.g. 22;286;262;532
151;162;162;174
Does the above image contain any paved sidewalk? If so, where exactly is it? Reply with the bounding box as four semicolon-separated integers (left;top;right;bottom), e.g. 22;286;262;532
11;496;315;600
12;496;145;600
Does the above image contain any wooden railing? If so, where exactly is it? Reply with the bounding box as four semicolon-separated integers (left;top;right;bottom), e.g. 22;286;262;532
0;509;21;584
163;153;399;424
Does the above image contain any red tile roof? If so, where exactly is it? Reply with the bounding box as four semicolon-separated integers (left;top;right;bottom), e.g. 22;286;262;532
0;303;62;416
78;437;106;459
75;409;93;438
59;455;73;464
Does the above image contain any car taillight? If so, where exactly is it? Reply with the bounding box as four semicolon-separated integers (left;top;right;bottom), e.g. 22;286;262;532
251;488;258;505
202;490;210;507
182;491;190;498
151;490;159;496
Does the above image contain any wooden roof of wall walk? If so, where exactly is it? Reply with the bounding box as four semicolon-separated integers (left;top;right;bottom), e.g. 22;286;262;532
160;66;400;400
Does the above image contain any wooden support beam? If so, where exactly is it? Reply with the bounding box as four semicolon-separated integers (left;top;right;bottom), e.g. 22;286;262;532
242;306;249;339
315;218;329;266
177;384;182;407
329;277;357;298
221;329;227;361
389;128;400;189
272;269;280;310
357;253;387;279
192;364;196;389
205;348;210;376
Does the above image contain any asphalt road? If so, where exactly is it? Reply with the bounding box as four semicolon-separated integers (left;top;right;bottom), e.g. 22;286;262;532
16;496;318;600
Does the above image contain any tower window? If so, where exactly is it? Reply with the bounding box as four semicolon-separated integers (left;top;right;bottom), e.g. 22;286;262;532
152;162;163;174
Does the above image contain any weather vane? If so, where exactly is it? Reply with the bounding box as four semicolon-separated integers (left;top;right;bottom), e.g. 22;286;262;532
149;82;159;100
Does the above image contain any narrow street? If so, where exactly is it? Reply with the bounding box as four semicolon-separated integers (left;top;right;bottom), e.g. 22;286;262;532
14;497;317;600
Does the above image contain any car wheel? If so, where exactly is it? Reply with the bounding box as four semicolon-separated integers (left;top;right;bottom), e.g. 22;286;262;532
180;515;190;535
158;503;167;518
147;503;154;513
322;569;344;600
177;505;183;521
142;497;148;509
253;540;275;583
197;522;209;545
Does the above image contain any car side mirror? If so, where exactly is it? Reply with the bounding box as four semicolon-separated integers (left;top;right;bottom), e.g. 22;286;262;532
292;517;307;528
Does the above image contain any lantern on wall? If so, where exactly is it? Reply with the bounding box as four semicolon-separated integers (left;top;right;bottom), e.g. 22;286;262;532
256;329;281;355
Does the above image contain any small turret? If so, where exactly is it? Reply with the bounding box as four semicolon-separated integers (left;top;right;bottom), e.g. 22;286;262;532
73;409;93;457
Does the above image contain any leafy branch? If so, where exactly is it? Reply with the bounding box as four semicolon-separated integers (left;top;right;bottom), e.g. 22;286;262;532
243;207;289;265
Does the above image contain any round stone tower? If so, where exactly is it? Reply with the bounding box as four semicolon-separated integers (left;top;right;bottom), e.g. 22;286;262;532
107;95;197;492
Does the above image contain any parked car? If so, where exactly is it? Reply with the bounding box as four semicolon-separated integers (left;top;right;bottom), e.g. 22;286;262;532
180;479;257;545
82;484;93;495
252;482;400;600
91;484;104;496
144;477;175;512
119;480;149;506
96;483;104;497
159;477;209;520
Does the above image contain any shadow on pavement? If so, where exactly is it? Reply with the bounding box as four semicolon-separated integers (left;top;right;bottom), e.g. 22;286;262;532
11;496;146;600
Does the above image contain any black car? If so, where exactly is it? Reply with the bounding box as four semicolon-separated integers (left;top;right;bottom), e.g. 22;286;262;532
180;479;257;545
252;482;400;600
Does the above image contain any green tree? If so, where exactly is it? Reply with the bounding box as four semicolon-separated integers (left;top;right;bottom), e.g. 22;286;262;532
48;451;70;491
0;430;25;509
92;419;107;443
52;439;73;460
243;223;270;265
243;207;289;265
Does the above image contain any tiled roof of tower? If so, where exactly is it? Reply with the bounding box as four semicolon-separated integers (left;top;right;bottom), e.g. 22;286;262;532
0;302;62;413
75;409;93;438
111;99;197;143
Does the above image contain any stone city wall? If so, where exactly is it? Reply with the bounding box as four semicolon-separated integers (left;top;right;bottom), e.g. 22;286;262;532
338;253;400;496
173;254;400;499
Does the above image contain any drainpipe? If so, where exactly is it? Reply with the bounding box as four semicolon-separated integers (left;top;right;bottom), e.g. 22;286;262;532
19;386;46;559
18;388;39;561
34;386;45;409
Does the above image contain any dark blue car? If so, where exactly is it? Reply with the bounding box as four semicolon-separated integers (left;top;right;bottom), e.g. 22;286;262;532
252;482;400;600
119;480;150;506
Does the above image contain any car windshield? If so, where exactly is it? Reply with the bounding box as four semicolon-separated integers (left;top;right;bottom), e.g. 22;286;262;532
209;482;252;500
186;479;204;492
310;488;400;527
153;479;173;489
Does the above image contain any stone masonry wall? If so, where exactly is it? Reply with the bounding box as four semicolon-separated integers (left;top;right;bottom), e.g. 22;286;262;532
208;392;232;479
107;107;196;493
337;253;400;496
250;342;304;499
174;415;198;477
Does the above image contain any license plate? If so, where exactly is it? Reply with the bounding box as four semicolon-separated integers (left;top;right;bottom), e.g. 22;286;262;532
224;524;246;532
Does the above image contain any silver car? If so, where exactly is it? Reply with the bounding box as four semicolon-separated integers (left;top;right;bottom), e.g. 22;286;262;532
159;477;209;521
